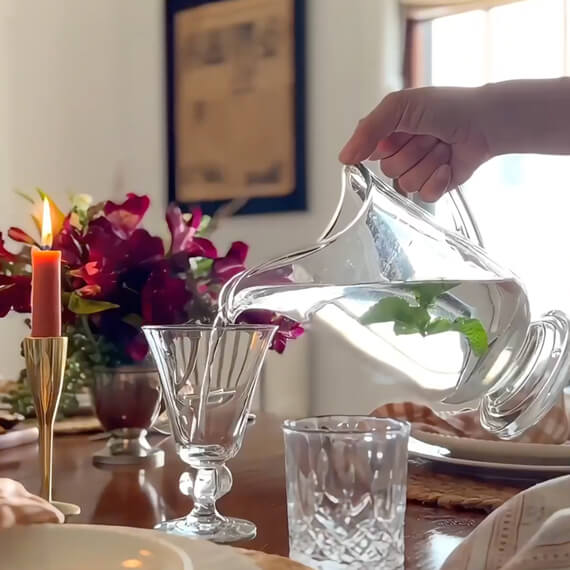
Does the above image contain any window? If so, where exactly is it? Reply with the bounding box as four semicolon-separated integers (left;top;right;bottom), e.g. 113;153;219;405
426;0;570;319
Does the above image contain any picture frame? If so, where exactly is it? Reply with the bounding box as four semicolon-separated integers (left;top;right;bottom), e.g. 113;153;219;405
165;0;306;216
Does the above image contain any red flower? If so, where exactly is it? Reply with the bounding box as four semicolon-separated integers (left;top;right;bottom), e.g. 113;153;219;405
87;218;163;267
212;242;248;281
0;275;31;316
166;204;217;258
103;193;150;238
237;310;304;354
74;284;102;297
7;228;36;247
69;261;116;298
141;262;190;325
126;333;149;362
52;216;84;268
78;218;164;297
118;229;165;268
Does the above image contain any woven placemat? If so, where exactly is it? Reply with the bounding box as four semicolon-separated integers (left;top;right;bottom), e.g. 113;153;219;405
238;549;310;569
407;462;525;512
54;415;102;435
16;415;102;437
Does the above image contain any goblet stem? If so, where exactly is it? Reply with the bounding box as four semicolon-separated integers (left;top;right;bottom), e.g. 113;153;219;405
187;466;225;531
179;465;232;500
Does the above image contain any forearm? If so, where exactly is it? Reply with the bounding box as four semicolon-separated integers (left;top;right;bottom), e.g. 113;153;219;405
480;77;570;157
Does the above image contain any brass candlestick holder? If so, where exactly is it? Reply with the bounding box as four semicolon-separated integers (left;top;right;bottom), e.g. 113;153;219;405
23;337;81;518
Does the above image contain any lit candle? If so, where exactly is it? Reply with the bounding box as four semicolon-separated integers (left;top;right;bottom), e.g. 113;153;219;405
31;198;61;337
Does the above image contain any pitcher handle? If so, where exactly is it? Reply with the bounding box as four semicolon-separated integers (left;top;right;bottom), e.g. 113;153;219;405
448;186;485;248
412;182;485;248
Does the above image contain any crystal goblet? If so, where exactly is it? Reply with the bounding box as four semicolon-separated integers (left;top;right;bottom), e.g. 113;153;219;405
143;323;276;543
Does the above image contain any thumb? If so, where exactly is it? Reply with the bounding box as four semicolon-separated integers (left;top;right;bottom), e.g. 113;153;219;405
339;91;407;164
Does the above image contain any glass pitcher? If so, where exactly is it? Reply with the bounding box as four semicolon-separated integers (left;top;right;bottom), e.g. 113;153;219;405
219;164;570;439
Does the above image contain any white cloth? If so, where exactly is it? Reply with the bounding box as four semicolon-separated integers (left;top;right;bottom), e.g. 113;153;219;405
0;478;63;528
443;475;570;569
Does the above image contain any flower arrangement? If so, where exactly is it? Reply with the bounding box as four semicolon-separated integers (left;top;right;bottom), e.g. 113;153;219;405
0;191;303;417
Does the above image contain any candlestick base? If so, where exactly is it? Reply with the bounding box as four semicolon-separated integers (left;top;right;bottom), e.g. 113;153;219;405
23;337;81;515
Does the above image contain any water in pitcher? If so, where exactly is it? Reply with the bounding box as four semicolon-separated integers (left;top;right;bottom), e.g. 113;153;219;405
221;277;529;406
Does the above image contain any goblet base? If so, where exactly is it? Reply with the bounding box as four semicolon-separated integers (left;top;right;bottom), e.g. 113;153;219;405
154;515;256;543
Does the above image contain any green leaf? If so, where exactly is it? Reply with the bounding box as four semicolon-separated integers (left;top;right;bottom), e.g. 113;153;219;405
15;189;35;205
451;317;489;357
197;214;212;235
122;313;144;328
410;306;431;332
412;282;459;308
361;297;418;326
425;318;454;335
425;316;489;356
193;258;214;278
68;292;119;315
393;321;422;335
361;288;489;357
361;297;430;333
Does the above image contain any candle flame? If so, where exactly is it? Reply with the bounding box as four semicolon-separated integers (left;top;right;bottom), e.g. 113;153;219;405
40;197;53;248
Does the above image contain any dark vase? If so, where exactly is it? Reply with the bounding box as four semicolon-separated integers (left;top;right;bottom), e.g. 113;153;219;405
91;365;164;468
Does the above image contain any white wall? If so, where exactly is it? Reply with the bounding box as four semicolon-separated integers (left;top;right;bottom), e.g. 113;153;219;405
0;0;166;382
304;0;404;415
0;0;402;416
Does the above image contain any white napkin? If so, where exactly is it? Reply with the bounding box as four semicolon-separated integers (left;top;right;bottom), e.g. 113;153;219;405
443;475;570;569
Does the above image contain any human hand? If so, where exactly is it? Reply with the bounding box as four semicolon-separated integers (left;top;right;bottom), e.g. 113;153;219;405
339;86;492;201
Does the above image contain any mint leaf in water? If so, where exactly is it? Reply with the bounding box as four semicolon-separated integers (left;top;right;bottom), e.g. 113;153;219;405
450;317;489;357
425;317;488;356
361;298;417;325
360;297;430;333
424;318;454;335
393;321;422;335
412;282;459;308
361;283;489;356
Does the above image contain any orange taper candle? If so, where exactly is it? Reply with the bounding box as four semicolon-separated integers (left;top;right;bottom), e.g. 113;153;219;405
31;198;61;337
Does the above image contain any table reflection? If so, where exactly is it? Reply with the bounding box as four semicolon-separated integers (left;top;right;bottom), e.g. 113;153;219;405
93;468;165;528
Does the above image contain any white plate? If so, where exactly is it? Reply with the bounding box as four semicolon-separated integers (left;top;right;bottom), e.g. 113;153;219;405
0;524;261;570
412;429;570;463
131;528;260;570
408;436;570;475
0;524;192;570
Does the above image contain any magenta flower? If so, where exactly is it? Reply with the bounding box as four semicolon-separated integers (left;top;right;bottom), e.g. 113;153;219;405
237;309;304;354
141;262;190;325
166;204;217;258
78;217;164;297
212;242;248;281
103;193;150;238
126;333;150;362
0;275;31;316
52;216;85;268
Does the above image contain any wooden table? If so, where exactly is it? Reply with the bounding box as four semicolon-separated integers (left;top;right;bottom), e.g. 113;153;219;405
0;414;486;569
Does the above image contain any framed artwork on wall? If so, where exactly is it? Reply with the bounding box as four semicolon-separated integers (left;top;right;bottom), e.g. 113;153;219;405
166;0;306;216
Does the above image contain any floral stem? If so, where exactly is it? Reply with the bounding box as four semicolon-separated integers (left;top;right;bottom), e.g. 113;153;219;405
80;315;96;345
79;315;105;365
